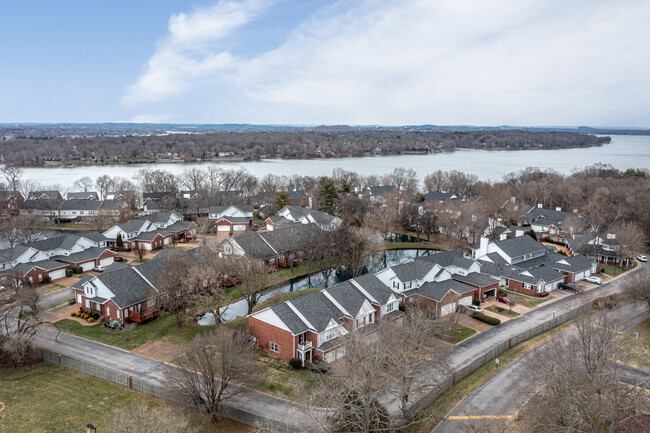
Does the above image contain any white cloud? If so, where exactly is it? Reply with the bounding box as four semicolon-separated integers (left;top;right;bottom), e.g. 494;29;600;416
124;0;650;126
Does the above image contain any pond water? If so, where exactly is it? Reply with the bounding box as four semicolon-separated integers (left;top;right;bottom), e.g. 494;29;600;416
216;247;437;323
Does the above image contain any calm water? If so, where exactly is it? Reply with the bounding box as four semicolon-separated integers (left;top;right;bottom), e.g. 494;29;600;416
16;135;650;184
215;248;436;323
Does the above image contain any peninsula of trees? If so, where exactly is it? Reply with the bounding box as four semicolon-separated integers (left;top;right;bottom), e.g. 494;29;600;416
0;128;610;167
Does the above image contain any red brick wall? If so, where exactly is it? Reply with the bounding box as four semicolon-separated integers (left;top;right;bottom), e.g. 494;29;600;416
248;316;296;361
507;280;538;296
95;249;116;265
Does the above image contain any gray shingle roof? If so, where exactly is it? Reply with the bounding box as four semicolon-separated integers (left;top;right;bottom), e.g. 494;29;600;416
92;266;154;308
54;247;113;264
493;235;545;259
391;259;437;282
12;259;68;275
416;280;475;301
28;190;61;200
452;272;499;287
361;185;397;197
66;192;99;200
423;191;456;202
350;273;394;305
59;199;103;211
287;292;343;333
323;281;369;318
270;303;309;335
421;250;475;269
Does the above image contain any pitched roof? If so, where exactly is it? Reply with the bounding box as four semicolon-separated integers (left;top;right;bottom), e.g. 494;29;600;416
421;250;475;269
452;272;499;287
54;247;113;263
269;303;309;335
493;235;545;259
390;258;437;282
350;273;394;305
66;192;99;200
416;279;474;301
361;185;397;197
323;281;370;318
287;292;343;333
91;266;154;308
59;199;103;211
28;190;60;200
423;191;456;202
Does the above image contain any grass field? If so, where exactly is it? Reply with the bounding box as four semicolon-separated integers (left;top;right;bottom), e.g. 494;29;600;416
502;290;555;309
54;313;216;350
0;363;254;433
599;262;636;276
39;282;67;293
451;325;477;342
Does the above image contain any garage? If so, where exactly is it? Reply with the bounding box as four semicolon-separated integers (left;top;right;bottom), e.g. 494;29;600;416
458;296;472;307
48;268;67;281
233;224;247;232
99;257;114;267
324;346;346;363
440;302;456;316
81;261;95;272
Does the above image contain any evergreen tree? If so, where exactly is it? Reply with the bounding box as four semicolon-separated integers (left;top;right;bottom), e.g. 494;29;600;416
275;190;290;210
116;233;123;249
318;176;338;214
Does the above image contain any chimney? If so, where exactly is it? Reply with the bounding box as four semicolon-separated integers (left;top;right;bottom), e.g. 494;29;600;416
537;203;543;208
515;229;525;237
555;207;562;212
479;237;489;257
499;233;507;241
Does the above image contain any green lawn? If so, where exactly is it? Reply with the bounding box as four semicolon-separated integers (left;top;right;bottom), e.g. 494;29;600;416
382;241;444;250
452;326;477;342
486;305;521;318
599;262;636;276
502;290;555;308
54;313;216;350
0;363;253;433
255;351;323;401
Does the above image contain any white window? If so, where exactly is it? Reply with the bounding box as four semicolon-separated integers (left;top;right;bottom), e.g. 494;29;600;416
270;342;278;352
386;302;394;313
117;310;120;319
106;307;110;316
299;333;305;344
38;274;43;282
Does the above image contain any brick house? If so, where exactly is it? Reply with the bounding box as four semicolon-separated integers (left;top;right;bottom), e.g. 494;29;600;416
102;211;197;251
248;272;401;365
408;280;475;316
451;272;500;300
215;216;251;237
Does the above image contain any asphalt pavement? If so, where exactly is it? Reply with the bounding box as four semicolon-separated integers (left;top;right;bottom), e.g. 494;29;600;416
432;301;649;433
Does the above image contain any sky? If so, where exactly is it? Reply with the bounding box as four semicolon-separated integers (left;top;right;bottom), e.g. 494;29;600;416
1;0;649;126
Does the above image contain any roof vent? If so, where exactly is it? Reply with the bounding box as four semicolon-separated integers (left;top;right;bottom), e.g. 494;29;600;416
555;207;562;212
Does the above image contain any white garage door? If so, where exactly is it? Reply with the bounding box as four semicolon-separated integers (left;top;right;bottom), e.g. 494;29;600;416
217;225;230;232
574;271;585;281
164;237;172;245
459;296;472;306
81;261;95;271
99;257;114;267
441;302;456;316
76;293;82;303
233;224;247;232
49;269;66;281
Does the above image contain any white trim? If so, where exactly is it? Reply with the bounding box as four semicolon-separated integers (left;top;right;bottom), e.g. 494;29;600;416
286;301;316;331
321;290;351;317
349;279;378;304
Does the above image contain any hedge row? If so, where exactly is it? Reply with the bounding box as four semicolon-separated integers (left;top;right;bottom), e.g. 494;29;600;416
472;312;501;326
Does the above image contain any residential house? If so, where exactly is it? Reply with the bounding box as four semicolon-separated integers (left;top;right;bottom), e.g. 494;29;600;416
0;190;24;215
408;279;476;316
0;232;114;284
422;191;457;203
276;206;342;231
220;223;320;267
208;205;254;236
522;204;577;238
359;185;398;204
58;199;103;221
28;190;62;200
565;229;622;265
19;199;64;219
102;211;197;251
287;190;311;208
248;273;401;364
66;191;99;200
264;215;300;231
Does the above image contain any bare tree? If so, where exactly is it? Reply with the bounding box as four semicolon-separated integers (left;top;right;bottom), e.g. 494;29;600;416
163;328;259;423
156;250;193;328
72;176;94;192
612;221;647;267
523;309;649;433
1;214;52;248
133;243;148;262
105;401;198;433
342;225;382;278
95;174;113;200
621;272;650;310
234;257;271;315
0;164;23;192
185;245;233;322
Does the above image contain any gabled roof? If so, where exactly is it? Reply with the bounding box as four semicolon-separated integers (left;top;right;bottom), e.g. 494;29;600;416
216;216;251;224
421;250;475;269
80;231;108;243
26;234;83;252
90;266;154;309
415;280;474;302
143;192;172;200
0;245;31;262
349;273;394;305
12;259;68;274
323;281;370;318
59;199;103;211
66;191;99;200
493;235;545;259
361;185;397;197
28;190;60;200
423;191;456;202
286;292;344;333
452;272;499;288
269;302;309;335
390;258;437;282
525;206;570;224
55;247;113;263
20;199;63;211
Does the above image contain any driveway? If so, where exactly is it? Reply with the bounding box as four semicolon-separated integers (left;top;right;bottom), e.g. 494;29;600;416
432;301;649;433
457;314;493;332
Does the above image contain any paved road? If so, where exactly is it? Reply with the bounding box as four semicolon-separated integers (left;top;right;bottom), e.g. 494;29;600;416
39;287;73;308
378;262;648;414
432;301;649;433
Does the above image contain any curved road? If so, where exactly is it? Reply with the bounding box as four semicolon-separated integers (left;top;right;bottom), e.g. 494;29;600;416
432;301;649;433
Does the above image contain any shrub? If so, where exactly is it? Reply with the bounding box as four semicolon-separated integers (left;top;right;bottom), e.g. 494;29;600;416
398;302;406;312
498;290;507;297
71;311;77;317
72;266;83;274
288;358;303;369
88;317;94;322
92;312;99;320
473;298;481;306
472;312;501;326
42;275;51;284
65;269;73;277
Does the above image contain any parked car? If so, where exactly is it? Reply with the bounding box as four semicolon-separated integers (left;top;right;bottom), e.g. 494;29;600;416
584;276;602;285
637;255;648;262
114;256;125;262
497;295;516;305
92;266;105;273
465;304;484;314
558;282;582;293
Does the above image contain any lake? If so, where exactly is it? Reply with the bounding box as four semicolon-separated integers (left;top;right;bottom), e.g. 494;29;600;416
16;135;650;185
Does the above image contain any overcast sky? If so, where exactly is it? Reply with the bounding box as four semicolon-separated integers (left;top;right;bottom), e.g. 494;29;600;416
2;0;649;126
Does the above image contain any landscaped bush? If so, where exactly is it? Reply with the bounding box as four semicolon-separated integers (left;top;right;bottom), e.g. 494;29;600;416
288;358;303;369
70;311;76;317
72;266;83;274
92;312;99;320
398;302;406;312
472;312;501;326
88;317;94;322
498;290;507;297
65;269;73;277
42;275;51;284
473;298;481;306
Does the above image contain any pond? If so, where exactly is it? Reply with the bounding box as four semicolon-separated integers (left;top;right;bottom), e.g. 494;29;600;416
213;247;437;323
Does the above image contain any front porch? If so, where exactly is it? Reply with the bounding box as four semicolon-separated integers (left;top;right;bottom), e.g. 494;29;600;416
127;309;159;323
296;341;313;366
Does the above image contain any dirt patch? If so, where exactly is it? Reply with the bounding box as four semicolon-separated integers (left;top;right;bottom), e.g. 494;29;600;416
54;276;83;288
0;402;4;411
131;341;184;363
